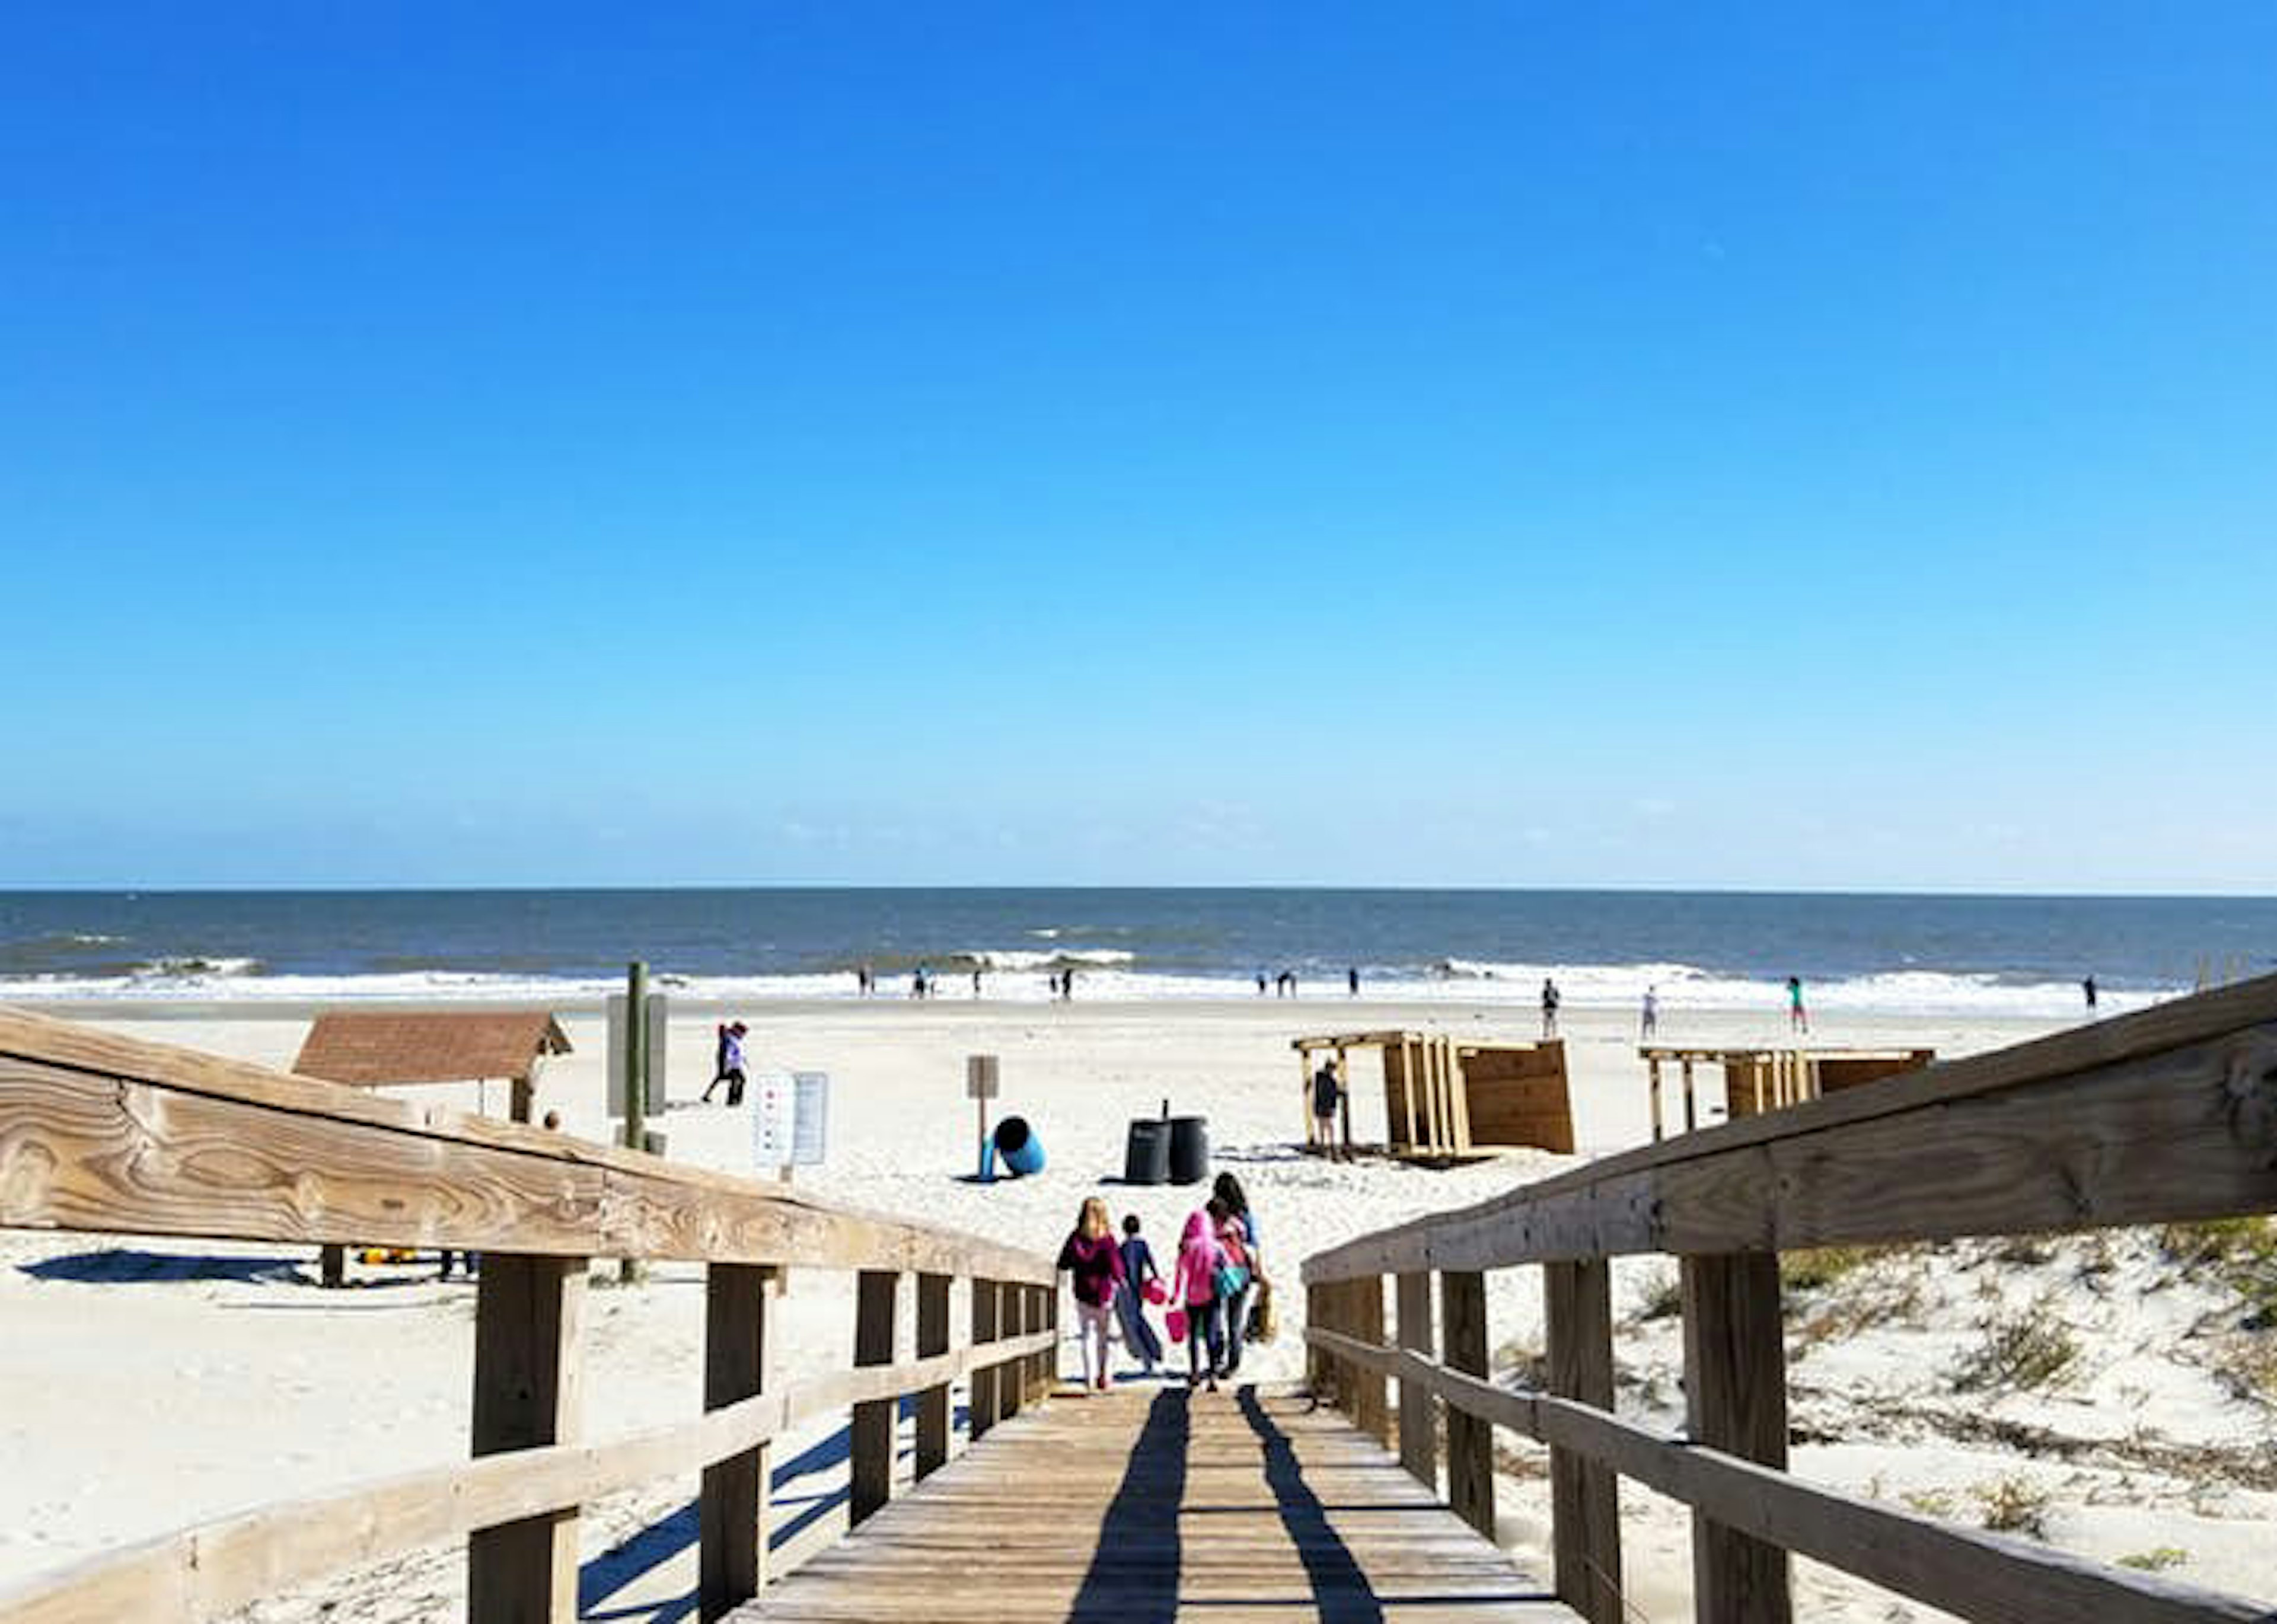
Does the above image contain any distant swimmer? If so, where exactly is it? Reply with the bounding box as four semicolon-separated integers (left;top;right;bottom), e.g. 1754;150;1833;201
1347;966;1360;997
2083;974;2098;1012
1541;977;1561;1039
1641;985;1659;1039
1787;975;1809;1034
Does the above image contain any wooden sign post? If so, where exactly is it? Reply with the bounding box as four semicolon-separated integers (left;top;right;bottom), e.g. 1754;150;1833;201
967;1055;1000;1178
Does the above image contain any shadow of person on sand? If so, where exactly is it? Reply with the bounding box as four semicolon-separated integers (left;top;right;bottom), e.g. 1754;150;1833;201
21;1249;314;1287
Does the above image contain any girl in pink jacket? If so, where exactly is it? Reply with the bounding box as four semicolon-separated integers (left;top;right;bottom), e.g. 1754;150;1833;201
1171;1207;1226;1390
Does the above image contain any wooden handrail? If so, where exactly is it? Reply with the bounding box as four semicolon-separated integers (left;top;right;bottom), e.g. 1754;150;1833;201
0;1009;1066;1624
0;1326;1058;1624
0;1006;1054;1282
1300;975;2277;1624
1306;970;2277;1281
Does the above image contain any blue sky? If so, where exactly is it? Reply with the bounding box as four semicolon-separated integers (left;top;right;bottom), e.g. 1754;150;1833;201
4;3;2273;890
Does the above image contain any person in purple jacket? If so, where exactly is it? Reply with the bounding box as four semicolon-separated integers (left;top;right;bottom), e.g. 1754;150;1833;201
1057;1197;1127;1392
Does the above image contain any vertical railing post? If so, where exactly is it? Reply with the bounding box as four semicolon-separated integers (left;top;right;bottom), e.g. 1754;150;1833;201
1682;1253;1791;1624
970;1276;1000;1443
468;1253;585;1624
699;1262;773;1619
1034;1281;1057;1398
1546;1258;1623;1622
1353;1273;1389;1444
1440;1268;1494;1539
1000;1281;1026;1421
1395;1270;1437;1488
850;1269;901;1527
1306;1281;1327;1395
914;1271;952;1480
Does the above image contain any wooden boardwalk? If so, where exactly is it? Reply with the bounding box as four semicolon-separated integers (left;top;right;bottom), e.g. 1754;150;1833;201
738;1383;1576;1623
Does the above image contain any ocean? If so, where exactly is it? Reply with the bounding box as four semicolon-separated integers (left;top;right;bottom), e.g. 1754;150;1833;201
0;888;2269;1017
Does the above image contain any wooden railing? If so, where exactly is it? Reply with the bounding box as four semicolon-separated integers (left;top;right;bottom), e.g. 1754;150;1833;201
0;1009;1061;1624
1303;974;2277;1624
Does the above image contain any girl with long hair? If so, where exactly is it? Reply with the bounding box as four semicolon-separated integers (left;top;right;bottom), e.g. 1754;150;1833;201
1057;1197;1125;1392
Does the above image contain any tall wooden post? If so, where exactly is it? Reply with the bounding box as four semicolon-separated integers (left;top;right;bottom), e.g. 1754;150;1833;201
1648;1057;1664;1143
1353;1274;1389;1444
999;1281;1025;1422
1306;1281;1328;1393
620;961;648;1286
970;1277;1000;1443
1442;1269;1494;1539
1682;1253;1791;1624
914;1272;952;1480
1546;1259;1623;1623
1335;1047;1354;1154
468;1255;584;1624
700;1262;771;1619
850;1269;900;1526
1395;1271;1437;1488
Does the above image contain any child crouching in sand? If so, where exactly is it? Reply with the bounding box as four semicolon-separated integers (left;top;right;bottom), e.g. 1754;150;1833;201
1057;1197;1125;1392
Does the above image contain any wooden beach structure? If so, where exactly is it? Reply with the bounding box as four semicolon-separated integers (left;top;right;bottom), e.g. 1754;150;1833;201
1294;1030;1575;1157
294;1009;572;1125
7;977;2277;1623
1640;1043;1935;1140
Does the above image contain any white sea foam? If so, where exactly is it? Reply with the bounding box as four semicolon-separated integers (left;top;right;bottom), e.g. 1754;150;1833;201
0;960;2169;1017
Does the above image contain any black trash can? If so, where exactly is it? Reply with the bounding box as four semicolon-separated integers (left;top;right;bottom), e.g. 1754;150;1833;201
1124;1119;1171;1185
1166;1115;1210;1185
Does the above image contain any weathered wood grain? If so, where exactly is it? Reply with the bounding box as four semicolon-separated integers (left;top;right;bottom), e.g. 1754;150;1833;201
0;1328;1058;1624
700;1262;771;1619
1306;985;2277;1282
1545;1258;1620;1623
0;1028;1055;1282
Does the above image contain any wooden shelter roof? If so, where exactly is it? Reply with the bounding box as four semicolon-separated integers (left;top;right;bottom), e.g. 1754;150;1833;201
294;1010;572;1087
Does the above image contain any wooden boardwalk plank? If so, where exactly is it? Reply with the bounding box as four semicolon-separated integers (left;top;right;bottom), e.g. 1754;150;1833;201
734;1384;1574;1622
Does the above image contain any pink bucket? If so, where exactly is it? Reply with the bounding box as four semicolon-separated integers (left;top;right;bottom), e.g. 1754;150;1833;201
1144;1280;1169;1306
1166;1307;1188;1343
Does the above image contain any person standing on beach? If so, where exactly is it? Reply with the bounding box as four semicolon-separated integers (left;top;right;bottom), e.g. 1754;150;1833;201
1641;985;1659;1039
1057;1198;1126;1393
1541;978;1561;1039
700;1020;748;1105
972;966;983;998
2083;975;2098;1012
1310;1060;1344;1158
1256;970;1268;996
1347;966;1360;997
1787;975;1809;1033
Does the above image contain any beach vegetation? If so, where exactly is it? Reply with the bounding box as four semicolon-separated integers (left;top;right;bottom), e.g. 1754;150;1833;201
1973;1475;2053;1539
1954;1303;2080;1392
2158;1217;2277;1325
1900;1487;1959;1519
1635;1271;1683;1322
1781;1245;1881;1293
2118;1546;2191;1572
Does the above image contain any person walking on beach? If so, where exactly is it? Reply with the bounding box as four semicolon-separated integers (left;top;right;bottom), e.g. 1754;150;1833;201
1171;1207;1226;1392
1787;975;1809;1034
1541;977;1561;1039
1213;1173;1267;1374
1641;985;1659;1039
700;1020;748;1105
1348;966;1360;997
1309;1060;1344;1159
972;967;983;998
2083;974;2098;1012
1256;969;1268;996
1057;1198;1127;1393
1115;1214;1164;1376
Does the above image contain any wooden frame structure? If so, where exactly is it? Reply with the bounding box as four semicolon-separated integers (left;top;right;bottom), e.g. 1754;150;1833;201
0;1009;1060;1624
1641;1044;1935;1141
1295;1031;1575;1157
1306;974;2277;1623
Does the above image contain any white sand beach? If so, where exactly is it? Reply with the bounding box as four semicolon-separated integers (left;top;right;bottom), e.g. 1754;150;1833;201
3;996;2272;1621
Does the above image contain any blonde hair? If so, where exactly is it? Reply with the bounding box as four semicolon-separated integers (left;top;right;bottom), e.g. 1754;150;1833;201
1078;1197;1112;1240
